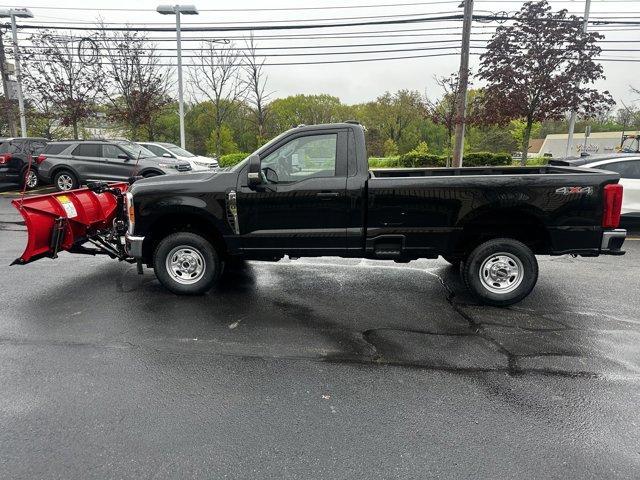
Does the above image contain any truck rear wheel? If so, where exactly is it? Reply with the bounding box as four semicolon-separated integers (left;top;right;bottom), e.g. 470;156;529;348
461;238;538;307
153;232;222;295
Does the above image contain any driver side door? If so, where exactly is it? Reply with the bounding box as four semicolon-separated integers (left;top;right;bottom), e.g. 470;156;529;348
237;129;349;255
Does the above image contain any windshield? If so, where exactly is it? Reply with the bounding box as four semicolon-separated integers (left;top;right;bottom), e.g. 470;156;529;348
164;144;195;158
116;141;155;159
621;137;640;153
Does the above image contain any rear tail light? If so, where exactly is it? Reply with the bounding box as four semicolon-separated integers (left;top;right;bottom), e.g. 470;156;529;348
0;153;12;164
36;154;47;165
602;183;623;228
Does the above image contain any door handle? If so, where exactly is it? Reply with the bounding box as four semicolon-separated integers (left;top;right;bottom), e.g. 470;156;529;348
316;192;339;198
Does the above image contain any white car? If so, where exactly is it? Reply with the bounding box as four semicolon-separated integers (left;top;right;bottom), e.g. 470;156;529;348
552;155;640;220
138;142;218;171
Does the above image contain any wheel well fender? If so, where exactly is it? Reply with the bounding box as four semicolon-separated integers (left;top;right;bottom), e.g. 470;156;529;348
141;208;228;264
453;208;551;255
50;165;80;181
138;168;164;177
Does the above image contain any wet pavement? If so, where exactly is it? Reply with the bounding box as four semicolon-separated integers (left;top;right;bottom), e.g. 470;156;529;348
0;193;639;479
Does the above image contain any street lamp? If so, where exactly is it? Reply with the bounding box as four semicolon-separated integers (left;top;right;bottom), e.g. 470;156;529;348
0;7;33;137
157;4;198;149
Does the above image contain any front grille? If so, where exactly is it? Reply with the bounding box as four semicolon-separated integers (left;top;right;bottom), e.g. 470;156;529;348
176;164;192;172
194;161;218;168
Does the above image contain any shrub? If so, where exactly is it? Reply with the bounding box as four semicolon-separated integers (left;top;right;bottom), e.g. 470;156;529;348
368;156;400;168
463;152;512;167
219;152;248;167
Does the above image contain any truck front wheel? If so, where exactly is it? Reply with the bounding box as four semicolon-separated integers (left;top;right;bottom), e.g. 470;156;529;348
153;232;222;295
461;238;538;307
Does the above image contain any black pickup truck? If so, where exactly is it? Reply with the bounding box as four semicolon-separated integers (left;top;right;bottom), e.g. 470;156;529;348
12;122;626;306
112;122;624;306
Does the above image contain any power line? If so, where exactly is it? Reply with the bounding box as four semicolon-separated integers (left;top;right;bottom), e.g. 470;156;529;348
21;11;464;26
0;1;462;12
4;14;466;32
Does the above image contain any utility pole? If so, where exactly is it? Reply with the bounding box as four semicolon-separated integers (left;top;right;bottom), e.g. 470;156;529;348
563;0;592;158
0;8;33;137
452;0;474;167
0;30;18;136
10;13;27;137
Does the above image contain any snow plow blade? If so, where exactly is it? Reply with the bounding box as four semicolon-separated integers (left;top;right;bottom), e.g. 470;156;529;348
11;183;128;265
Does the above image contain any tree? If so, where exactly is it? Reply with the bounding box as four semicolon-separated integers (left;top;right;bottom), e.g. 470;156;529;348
21;31;102;139
477;0;614;164
267;94;349;136
243;32;271;146
96;26;172;140
189;41;246;156
357;90;426;155
428;73;462;165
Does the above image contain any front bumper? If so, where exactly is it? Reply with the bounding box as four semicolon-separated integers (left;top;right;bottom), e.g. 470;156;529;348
601;229;626;255
125;234;145;258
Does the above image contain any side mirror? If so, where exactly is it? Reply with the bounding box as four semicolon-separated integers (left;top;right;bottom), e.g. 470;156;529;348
118;153;131;161
247;154;261;187
162;152;173;158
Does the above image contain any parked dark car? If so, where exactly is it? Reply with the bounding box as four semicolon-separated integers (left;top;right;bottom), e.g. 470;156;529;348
11;123;627;307
0;137;48;190
38;139;193;191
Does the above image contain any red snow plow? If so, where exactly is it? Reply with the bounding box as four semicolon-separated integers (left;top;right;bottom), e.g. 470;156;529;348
11;182;133;265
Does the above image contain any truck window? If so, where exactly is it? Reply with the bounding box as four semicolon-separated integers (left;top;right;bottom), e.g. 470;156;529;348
261;134;338;183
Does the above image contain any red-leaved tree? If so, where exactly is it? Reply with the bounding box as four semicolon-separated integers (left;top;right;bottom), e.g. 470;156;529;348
477;0;614;164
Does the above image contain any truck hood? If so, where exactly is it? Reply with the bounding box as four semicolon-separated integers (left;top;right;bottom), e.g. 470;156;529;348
129;170;231;196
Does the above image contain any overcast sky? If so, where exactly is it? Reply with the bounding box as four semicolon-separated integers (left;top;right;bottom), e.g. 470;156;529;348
7;0;640;110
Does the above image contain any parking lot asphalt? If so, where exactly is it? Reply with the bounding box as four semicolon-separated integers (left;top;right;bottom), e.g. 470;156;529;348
0;191;639;479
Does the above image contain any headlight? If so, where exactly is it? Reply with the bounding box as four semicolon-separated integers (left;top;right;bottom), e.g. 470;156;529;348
157;163;176;169
125;192;135;234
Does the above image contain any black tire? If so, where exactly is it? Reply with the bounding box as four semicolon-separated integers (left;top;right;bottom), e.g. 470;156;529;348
142;171;161;178
442;255;462;268
53;169;79;191
461;238;538;307
21;168;39;190
153;232;222;295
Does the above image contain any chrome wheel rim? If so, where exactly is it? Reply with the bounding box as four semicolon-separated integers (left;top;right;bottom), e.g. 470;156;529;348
479;252;524;294
25;171;38;188
166;245;206;285
57;174;73;191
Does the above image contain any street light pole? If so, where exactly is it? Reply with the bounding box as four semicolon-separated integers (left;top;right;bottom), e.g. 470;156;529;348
563;0;592;158
175;10;185;149
157;4;198;149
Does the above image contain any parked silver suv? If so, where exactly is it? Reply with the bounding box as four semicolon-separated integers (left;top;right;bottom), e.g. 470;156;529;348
38;139;193;191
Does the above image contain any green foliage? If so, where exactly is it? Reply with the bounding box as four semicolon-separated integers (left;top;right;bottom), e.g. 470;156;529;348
206;124;238;156
523;156;549;166
463;152;512;167
382;138;399;157
219;152;248;167
398;142;445;167
368;156;400;168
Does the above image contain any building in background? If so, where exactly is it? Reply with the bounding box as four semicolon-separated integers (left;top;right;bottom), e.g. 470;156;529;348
539;131;639;158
